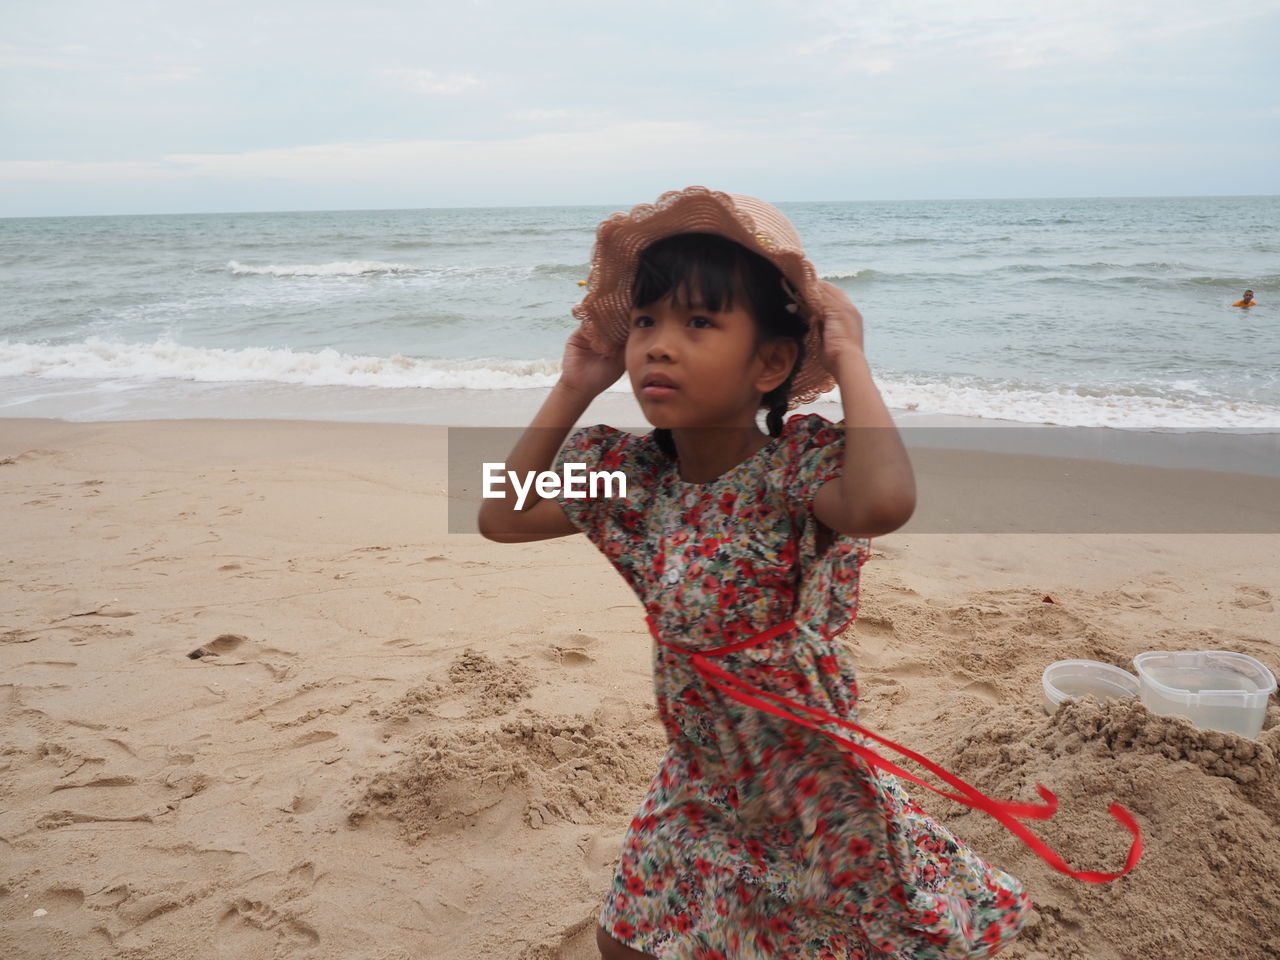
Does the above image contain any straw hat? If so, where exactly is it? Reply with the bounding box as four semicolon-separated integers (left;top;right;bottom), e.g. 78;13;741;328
572;185;837;407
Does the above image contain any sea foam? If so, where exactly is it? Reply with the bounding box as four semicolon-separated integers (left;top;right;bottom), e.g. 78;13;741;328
226;260;427;277
0;339;569;391
1;339;1276;429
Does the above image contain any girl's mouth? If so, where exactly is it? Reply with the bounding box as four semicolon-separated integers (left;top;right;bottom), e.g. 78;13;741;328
641;384;678;398
640;372;680;398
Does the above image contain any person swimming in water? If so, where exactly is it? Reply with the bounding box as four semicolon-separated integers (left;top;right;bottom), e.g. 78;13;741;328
1232;289;1257;307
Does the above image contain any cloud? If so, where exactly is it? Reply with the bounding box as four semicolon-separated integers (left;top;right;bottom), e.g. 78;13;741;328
789;0;1276;74
2;0;1275;213
0;43;203;83
0;159;187;183
0;42;94;70
0;123;715;183
0;121;1170;194
378;67;482;96
131;64;204;84
0;53;76;69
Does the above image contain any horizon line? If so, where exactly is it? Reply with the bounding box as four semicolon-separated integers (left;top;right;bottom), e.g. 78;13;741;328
4;192;1279;221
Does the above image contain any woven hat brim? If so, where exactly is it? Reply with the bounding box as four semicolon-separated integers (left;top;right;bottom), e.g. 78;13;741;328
572;186;837;408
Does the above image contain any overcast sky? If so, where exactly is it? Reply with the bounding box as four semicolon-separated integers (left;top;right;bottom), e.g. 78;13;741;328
2;0;1277;217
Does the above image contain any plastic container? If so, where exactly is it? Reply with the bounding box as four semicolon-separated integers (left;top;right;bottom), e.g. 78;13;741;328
1132;650;1276;738
1041;659;1141;715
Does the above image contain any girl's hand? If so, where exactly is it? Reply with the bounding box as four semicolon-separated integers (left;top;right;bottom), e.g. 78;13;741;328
558;327;626;398
810;280;866;375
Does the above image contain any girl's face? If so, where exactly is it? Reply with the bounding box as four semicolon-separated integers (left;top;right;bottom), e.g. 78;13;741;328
625;290;780;429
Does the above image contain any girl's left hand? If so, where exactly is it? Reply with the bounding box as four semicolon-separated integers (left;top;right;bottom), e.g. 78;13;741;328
810;280;866;374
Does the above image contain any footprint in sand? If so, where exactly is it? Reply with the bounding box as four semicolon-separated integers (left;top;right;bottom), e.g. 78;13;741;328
17;885;114;947
218;898;320;950
850;614;896;642
1232;585;1274;612
35;885;86;910
187;634;295;680
216;861;321;953
189;633;247;658
846;615;909;671
542;633;599;667
577;828;624;880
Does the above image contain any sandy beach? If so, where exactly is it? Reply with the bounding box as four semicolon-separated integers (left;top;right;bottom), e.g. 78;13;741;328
1;416;1278;960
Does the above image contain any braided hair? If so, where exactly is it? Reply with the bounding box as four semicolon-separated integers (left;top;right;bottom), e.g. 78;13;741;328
631;233;808;459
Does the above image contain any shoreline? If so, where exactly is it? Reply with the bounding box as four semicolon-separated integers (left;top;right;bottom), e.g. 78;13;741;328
6;400;1280;486
2;374;1276;441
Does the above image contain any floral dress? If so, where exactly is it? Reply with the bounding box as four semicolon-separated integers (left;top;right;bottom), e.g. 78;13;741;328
553;412;1032;959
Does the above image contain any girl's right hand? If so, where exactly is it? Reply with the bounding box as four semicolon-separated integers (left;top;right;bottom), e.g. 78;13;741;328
558;327;626;398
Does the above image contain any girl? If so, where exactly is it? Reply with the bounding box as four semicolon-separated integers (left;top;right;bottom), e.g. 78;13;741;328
477;187;1138;959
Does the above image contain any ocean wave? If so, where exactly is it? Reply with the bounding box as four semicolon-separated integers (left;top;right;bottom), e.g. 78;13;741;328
998;261;1201;275
990;263;1275;288
821;269;879;283
0;339;568;391
384;239;457;250
878;375;1280;430
1183;273;1280;289
226;260;428;277
2;340;1275;429
487;225;595;237
533;262;591;279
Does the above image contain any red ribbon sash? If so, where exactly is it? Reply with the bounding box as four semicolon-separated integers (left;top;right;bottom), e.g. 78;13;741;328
647;615;1143;884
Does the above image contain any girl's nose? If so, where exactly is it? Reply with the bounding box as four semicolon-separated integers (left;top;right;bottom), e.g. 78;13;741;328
647;342;671;361
645;330;675;362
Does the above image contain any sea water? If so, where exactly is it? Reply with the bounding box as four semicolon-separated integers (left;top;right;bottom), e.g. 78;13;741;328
1;195;1277;430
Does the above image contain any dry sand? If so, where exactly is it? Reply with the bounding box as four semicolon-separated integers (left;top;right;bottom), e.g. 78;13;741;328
0;417;1277;960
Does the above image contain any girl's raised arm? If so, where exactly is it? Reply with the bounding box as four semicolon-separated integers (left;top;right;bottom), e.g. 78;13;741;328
476;329;625;543
809;282;917;538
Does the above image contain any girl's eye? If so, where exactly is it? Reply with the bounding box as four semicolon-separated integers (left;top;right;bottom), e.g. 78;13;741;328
632;315;653;328
689;316;713;329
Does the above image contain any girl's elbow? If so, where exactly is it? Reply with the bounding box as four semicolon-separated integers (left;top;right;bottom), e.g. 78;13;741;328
857;492;915;537
476;506;512;543
879;492;916;533
818;484;915;538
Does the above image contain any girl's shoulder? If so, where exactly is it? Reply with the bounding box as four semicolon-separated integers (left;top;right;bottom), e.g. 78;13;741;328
556;424;668;480
552;425;667;542
780;411;843;447
769;412;847;503
776;412;845;469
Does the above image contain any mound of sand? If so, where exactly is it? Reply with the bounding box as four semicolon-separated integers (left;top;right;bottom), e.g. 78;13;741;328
921;697;1280;960
349;711;667;840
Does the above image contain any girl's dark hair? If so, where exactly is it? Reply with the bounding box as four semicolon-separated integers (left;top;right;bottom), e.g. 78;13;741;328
632;233;808;458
